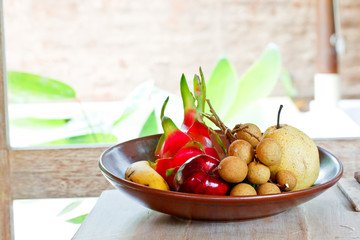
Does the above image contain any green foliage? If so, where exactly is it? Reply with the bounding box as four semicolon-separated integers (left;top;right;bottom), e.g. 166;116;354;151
66;214;88;224
112;81;154;127
57;201;82;217
11;117;70;129
206;43;282;124
7;43;283;146
206;58;238;118
281;68;298;99
139;109;158;137
224;43;281;121
35;133;117;146
7;71;76;103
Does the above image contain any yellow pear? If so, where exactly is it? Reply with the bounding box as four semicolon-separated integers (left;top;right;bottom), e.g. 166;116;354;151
262;124;320;191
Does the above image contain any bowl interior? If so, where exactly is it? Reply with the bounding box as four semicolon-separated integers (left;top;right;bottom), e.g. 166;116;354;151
100;134;342;190
314;146;342;185
100;135;159;180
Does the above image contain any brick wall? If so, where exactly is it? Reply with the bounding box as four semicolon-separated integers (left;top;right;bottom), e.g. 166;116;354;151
3;0;360;102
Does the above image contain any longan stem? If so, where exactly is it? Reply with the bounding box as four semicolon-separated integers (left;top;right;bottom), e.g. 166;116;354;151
204;99;236;142
231;124;261;143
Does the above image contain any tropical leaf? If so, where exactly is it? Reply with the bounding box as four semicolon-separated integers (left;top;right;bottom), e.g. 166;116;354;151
57;201;82;217
281;68;298;99
10;117;70;129
139;109;159;137
206;58;238;118
224;43;281;122
66;214;88;224
112;80;154;127
35;133;117;146
7;71;76;103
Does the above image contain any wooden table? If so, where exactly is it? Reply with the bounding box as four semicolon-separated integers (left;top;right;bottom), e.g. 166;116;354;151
72;139;360;239
72;182;359;240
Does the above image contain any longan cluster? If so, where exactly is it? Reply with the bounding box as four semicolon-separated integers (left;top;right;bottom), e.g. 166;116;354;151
217;123;297;196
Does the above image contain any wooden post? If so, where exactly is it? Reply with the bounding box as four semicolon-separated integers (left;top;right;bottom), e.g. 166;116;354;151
316;0;338;74
0;1;13;239
313;0;340;109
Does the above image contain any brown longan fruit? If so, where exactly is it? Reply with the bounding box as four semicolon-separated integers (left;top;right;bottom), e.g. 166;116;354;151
247;161;270;185
218;156;248;183
257;183;281;195
234;123;262;148
256;138;282;167
230;183;257;196
276;170;297;191
228;139;254;164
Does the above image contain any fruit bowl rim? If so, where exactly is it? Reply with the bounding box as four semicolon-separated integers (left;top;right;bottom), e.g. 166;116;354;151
99;135;343;202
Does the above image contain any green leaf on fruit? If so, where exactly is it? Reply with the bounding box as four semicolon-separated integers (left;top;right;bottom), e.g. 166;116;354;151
7;71;76;103
224;43;282;122
166;168;176;177
148;160;157;168
139;109;159;137
160;97;169;120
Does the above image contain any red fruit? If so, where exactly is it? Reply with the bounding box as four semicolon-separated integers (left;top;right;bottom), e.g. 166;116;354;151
186;121;213;148
154;158;174;180
155;116;192;159
164;166;179;190
204;147;220;160
180;74;197;130
174;154;229;195
173;141;204;167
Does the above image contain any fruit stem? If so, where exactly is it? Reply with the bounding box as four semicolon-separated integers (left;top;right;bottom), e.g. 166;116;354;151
204;99;236;142
277;105;283;129
231;124;261;143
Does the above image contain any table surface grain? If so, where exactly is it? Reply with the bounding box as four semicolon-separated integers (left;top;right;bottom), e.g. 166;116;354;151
72;183;359;240
72;139;360;240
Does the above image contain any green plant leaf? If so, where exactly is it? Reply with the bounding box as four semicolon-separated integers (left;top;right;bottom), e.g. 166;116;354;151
35;133;117;146
224;43;281;122
281;68;298;99
112;81;154;127
57;201;82;217
139;109;159;137
7;71;76;103
206;58;238;118
10;117;70;129
66;214;88;224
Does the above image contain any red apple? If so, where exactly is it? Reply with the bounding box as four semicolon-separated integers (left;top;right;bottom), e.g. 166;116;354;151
174;154;229;195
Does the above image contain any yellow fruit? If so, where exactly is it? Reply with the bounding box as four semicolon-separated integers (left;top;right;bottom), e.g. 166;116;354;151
262;124;320;191
125;161;169;190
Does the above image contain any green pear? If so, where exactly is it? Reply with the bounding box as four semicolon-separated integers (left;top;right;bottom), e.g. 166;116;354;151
262;124;320;191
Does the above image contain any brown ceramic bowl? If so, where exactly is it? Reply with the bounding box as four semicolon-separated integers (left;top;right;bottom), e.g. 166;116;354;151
99;134;343;221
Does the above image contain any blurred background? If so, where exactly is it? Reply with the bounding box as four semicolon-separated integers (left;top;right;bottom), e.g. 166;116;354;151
4;0;360;148
3;0;360;102
2;1;360;239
